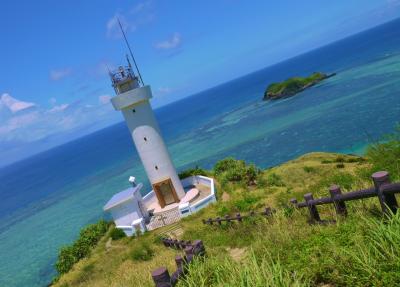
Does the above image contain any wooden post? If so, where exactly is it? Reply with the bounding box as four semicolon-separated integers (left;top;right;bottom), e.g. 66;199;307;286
225;214;230;222
152;267;172;287
329;185;347;216
290;198;298;208
236;213;242;222
372;171;397;214
175;255;185;269
304;193;321;223
184;246;194;263
216;217;222;225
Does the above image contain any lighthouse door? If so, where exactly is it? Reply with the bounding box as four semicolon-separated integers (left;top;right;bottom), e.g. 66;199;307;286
153;178;179;208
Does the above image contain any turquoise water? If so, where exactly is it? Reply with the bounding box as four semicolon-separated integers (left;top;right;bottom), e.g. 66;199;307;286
1;19;400;286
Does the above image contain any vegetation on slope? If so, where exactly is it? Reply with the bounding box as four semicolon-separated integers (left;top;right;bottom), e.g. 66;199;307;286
264;72;335;100
53;130;400;287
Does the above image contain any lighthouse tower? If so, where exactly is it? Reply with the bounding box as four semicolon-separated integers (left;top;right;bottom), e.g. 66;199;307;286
109;60;185;209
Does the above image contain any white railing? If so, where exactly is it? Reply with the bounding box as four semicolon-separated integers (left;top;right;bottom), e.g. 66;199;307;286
179;175;217;217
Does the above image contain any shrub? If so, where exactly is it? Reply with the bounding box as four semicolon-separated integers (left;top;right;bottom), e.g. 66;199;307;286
233;194;262;212
303;166;316;173
179;166;208;179
110;227;126;240
336;163;345;169
130;243;154;262
366;127;400;180
55;220;109;275
213;158;260;185
321;160;332;164
55;246;76;275
214;158;239;175
335;156;345;163
267;173;285;187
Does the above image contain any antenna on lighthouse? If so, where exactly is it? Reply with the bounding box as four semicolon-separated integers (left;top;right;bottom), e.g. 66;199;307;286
117;18;144;85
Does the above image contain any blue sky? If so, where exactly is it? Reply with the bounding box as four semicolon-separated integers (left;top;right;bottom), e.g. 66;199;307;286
0;0;399;166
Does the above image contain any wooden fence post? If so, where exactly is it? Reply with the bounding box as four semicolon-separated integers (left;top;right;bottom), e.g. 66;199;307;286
264;207;272;216
184;246;194;263
193;240;206;257
290;198;298;208
304;193;321;223
152;267;172;287
372;171;397;214
329;185;347;216
236;213;242;222
175;255;185;269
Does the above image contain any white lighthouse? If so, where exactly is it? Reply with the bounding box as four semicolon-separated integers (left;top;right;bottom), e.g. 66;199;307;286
109;60;185;209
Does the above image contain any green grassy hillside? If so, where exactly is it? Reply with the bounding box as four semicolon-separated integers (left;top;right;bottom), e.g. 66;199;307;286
53;135;400;287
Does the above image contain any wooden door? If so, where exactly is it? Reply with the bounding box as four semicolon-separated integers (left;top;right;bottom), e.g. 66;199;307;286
153;178;179;208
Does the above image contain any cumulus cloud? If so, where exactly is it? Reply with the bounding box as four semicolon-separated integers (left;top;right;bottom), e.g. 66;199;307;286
1;93;36;113
106;14;136;39
155;33;181;49
50;68;72;81
0;93;118;150
106;1;154;39
48;104;69;113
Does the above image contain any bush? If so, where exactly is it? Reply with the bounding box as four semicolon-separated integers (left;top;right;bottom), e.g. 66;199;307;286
178;166;208;179
233;194;262;212
336;163;345;169
55;246;76;275
214;158;239;175
55;220;109;275
213;158;260;185
366;127;400;180
110;227;126;240
335;156;345;163
267;173;285;187
130;243;154;262
303;166;316;173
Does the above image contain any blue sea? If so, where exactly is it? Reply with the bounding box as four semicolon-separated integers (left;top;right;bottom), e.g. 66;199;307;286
1;19;400;286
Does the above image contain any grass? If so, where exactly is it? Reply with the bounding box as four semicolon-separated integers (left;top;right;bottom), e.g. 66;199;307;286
53;151;400;287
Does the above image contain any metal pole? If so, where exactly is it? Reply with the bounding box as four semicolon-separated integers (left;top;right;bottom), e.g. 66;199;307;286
117;18;144;85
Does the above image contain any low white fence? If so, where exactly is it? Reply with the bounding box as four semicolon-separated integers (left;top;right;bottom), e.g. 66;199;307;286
178;175;217;217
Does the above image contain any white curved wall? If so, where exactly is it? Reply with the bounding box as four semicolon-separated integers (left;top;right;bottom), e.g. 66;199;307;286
120;91;185;199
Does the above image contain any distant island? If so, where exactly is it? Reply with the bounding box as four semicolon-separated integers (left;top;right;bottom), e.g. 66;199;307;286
263;72;336;100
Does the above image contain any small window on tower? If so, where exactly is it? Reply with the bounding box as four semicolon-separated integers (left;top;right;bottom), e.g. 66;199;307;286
155;165;158;170
132;109;136;113
144;137;147;141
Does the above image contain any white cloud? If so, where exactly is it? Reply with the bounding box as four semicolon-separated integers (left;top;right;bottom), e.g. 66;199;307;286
48;104;69;113
50;68;72;81
106;14;136;39
131;0;152;14
0;93;120;166
1;93;36;113
106;2;154;40
99;95;112;104
155;33;181;50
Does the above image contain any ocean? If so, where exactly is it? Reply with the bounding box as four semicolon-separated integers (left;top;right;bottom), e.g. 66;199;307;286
1;18;400;286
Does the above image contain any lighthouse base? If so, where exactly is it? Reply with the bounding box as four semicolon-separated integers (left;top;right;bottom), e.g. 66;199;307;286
143;175;217;231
